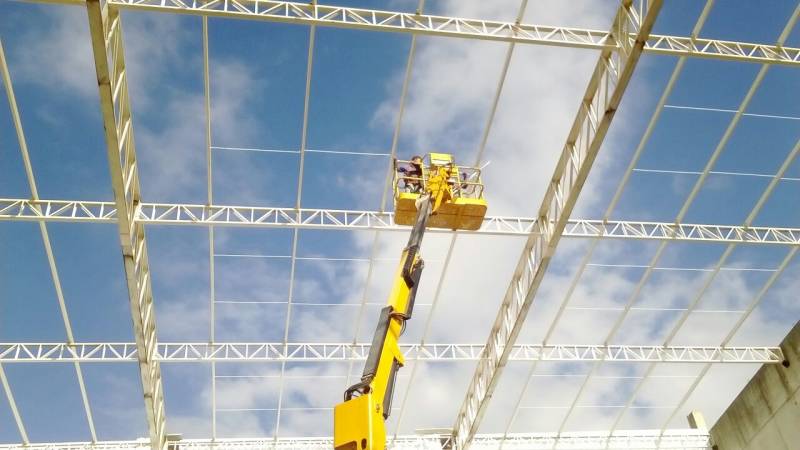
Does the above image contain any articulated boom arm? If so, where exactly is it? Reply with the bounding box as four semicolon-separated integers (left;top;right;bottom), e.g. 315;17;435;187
334;164;456;450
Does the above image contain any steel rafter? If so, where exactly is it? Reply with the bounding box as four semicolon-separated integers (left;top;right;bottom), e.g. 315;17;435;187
200;15;219;440
0;342;783;364
85;1;167;448
20;0;792;66
273;19;316;438
5;199;800;244
614;141;800;436
0;38;98;442
505;2;716;436
452;2;663;447
656;247;798;436
543;7;800;436
0;365;27;444
0;430;711;450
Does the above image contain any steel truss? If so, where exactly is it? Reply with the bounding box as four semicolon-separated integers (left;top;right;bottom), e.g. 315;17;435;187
84;2;167;449
0;430;711;450
452;2;664;447
3;199;800;245
0;343;783;364
22;0;787;66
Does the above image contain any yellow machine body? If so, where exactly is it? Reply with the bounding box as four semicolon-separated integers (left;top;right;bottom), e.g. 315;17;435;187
333;395;380;450
393;153;487;230
333;248;416;450
334;153;487;450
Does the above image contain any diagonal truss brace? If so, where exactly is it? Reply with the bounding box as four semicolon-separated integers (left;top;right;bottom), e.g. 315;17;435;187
3;199;800;245
0;343;783;364
74;0;800;66
451;2;664;448
85;2;166;449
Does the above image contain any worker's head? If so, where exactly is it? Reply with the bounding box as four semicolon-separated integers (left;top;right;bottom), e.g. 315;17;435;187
411;155;423;166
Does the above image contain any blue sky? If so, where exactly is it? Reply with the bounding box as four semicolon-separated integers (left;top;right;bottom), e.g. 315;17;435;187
1;0;800;443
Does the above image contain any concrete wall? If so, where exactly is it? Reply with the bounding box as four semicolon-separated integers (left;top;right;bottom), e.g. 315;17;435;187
709;320;800;450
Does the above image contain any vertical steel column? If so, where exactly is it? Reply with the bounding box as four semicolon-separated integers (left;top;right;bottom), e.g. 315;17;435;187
451;2;663;448
85;2;167;448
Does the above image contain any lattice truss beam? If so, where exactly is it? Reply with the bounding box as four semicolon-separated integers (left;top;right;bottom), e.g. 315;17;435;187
84;1;167;449
37;0;800;66
452;2;667;446
0;343;783;364
3;199;800;244
0;431;712;450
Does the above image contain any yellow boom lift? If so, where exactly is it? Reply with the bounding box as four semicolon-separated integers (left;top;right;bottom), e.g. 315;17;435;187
333;153;487;450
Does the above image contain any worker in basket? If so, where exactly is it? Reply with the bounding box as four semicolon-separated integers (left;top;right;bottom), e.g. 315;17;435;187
396;155;424;193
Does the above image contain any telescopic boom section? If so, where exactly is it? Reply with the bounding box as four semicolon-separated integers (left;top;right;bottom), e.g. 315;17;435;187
334;154;483;450
333;195;431;450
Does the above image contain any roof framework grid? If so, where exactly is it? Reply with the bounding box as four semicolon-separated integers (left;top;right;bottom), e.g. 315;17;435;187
498;0;798;439
452;1;665;446
84;1;167;448
544;5;800;437
1;0;800;447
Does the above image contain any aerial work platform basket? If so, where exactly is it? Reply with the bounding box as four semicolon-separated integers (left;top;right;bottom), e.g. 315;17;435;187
393;153;487;231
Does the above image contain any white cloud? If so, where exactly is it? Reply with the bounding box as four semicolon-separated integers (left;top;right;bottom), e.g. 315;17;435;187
10;7;97;99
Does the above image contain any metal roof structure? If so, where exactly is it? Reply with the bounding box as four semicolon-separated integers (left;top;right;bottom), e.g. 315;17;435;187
1;0;799;449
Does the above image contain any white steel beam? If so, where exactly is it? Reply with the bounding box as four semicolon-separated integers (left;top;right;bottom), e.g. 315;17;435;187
85;2;166;449
0;365;27;444
0;38;97;442
0;343;783;364
200;15;218;440
452;2;663;447
552;7;800;436
4;199;800;244
274;19;316;438
0;430;711;450
498;2;714;439
53;0;798;66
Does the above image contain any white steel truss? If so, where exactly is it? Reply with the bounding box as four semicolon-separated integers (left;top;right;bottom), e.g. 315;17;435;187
452;2;664;447
0;343;782;364
0;430;711;450
85;2;167;449
3;199;800;245
516;7;800;439
29;0;793;66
